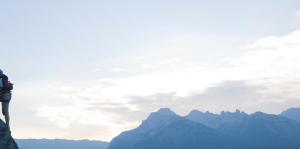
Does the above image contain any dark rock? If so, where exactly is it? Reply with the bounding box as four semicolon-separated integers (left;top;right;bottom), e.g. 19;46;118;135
0;120;18;149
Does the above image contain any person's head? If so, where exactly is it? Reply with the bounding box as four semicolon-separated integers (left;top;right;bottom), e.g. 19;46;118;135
0;69;3;76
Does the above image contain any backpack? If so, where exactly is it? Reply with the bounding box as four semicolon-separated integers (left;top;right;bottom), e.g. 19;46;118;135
0;78;3;90
0;75;13;91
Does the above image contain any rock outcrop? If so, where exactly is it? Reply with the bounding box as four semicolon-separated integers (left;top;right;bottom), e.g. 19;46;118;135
0;120;18;149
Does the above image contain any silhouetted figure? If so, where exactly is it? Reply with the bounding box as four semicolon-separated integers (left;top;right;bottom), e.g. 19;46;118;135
0;69;13;129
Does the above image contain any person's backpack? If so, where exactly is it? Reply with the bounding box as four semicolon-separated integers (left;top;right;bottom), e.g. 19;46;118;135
0;75;13;91
4;80;13;91
0;77;3;90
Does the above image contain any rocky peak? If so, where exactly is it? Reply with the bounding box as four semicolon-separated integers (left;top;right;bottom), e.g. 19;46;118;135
139;108;178;132
155;108;176;116
0;120;18;149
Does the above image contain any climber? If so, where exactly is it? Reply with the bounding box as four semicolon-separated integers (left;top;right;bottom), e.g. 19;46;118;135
0;69;13;129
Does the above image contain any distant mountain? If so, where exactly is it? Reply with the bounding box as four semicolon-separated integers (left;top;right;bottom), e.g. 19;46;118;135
186;109;247;128
281;108;300;122
222;112;300;149
108;108;300;149
108;108;235;149
0;119;18;149
16;139;109;149
187;109;300;148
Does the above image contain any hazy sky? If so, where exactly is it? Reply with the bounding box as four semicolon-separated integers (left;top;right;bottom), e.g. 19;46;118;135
1;0;300;141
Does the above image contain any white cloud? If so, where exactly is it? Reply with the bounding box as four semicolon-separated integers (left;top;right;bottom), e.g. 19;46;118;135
14;28;300;141
108;68;124;73
230;29;300;80
158;58;181;65
297;10;300;17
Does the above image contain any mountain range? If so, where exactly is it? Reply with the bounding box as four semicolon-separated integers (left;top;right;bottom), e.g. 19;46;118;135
108;107;300;149
4;107;300;149
16;139;109;149
281;108;300;122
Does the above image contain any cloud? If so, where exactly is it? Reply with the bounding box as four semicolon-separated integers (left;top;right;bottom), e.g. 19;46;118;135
100;28;300;113
13;28;300;141
128;81;264;114
108;68;124;73
129;80;300;115
297;10;300;17
158;58;181;65
229;29;300;80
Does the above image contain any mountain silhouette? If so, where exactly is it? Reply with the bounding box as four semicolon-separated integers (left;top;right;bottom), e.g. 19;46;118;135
187;109;300;149
281;108;300;122
109;108;235;149
221;112;300;149
16;139;109;149
0;119;18;149
186;109;247;129
109;108;300;149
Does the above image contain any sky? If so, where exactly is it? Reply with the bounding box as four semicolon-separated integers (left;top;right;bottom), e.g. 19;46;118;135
1;0;300;141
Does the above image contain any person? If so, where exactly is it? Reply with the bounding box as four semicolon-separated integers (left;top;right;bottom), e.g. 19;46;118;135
0;69;13;129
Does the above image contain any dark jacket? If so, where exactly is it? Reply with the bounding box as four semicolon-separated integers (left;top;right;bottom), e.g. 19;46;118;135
0;74;10;92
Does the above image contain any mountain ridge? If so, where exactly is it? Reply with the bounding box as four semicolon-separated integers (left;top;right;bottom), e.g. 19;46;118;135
108;108;234;149
109;107;300;149
16;138;109;149
281;107;300;122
